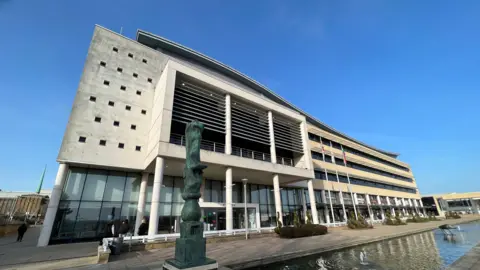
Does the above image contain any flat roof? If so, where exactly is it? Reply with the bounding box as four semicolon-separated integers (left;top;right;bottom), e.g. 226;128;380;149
136;30;400;158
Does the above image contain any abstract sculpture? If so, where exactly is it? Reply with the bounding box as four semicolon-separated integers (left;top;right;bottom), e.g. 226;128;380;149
164;121;217;270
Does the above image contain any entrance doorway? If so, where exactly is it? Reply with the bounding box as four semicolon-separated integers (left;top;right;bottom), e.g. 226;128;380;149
203;207;257;231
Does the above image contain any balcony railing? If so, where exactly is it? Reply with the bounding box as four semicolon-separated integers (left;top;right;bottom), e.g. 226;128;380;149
170;133;225;154
276;156;294;167
231;146;272;162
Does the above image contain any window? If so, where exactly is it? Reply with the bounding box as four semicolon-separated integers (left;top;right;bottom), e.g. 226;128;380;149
120;85;126;91
128;53;133;58
99;140;106;146
78;136;86;143
103;80;110;86
113;47;118;52
135;146;141;151
141;109;146;115
142;59;147;64
118;143;124;149
136;90;141;96
131;124;136;130
89;96;96;102
113;121;120;127
147;78;152;83
133;73;138;78
308;132;321;142
108;101;114;106
94;117;101;123
125;105;131;111
117;67;123;73
100;61;106;67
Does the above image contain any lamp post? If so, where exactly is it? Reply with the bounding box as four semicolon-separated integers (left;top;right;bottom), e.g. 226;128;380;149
242;178;248;240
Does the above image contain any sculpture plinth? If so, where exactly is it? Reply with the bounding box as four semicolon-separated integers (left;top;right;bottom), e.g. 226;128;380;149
164;121;217;270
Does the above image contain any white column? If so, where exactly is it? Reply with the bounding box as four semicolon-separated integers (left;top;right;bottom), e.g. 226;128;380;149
199;178;205;203
268;111;277;163
225;167;233;231
338;191;347;221
225;94;232;155
470;199;480;214
307;180;319;224
273;174;282;223
38;163;69;246
366;195;373;222
148;157;165;237
378;196;385;220
324;209;331;224
135;172;149;235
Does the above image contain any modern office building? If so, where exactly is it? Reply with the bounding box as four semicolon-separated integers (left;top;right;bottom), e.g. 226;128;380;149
422;192;480;217
38;25;424;246
0;190;51;221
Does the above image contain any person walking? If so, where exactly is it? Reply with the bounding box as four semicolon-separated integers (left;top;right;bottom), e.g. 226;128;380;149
137;217;149;236
17;223;28;242
118;219;130;236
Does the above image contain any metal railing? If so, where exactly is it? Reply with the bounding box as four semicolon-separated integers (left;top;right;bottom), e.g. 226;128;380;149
102;227;275;247
231;146;272;162
170;133;225;154
276;156;294;166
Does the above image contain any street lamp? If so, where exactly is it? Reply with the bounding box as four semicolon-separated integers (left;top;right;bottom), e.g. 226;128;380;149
242;178;248;240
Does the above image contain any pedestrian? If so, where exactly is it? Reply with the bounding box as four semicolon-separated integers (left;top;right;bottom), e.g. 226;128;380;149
17;222;27;242
137;217;149;236
118;219;130;236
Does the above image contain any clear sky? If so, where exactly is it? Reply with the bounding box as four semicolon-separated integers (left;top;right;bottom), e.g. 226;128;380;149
0;0;479;195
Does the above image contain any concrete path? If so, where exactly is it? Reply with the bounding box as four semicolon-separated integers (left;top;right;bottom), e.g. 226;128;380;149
0;226;97;270
72;216;480;270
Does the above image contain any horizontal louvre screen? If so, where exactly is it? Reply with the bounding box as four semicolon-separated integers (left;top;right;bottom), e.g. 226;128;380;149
273;115;303;153
231;99;270;145
173;82;225;133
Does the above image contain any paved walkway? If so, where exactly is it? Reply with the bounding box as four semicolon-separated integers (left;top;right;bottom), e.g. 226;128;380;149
72;216;480;270
0;226;97;269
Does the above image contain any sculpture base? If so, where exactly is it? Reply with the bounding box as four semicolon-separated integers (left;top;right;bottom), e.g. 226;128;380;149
164;221;217;269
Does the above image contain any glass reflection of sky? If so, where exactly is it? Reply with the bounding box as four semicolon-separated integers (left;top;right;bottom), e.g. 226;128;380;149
249;221;480;270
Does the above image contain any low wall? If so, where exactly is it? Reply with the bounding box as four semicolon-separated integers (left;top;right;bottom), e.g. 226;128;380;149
0;224;20;237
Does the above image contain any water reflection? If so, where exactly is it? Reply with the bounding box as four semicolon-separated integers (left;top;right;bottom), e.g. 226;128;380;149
251;221;480;270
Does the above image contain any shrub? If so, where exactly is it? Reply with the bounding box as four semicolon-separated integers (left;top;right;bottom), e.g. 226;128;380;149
406;214;430;223
306;211;313;225
293;212;301;228
347;213;373;229
445;211;461;219
274;212;283;235
384;211;407;226
279;224;328;238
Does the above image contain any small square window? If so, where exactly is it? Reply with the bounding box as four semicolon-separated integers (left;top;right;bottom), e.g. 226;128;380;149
136;90;142;96
147;78;152;83
113;121;120;126
128;53;133;58
133;73;138;78
108;101;115;106
117;67;123;73
135;146;141;151
142;59;148;64
99;140;106;146
89;96;96;102
78;136;86;143
113;47;118;52
94;117;101;123
103;80;110;86
125;105;131;111
118;143;124;149
131;124;136;130
141;109;146;115
120;85;126;91
100;61;106;67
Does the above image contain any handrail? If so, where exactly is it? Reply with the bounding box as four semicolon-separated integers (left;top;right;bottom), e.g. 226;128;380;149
231;146;272;162
276;156;294;166
170;133;225;154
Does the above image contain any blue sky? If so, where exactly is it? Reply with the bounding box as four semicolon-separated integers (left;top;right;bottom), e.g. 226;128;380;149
0;0;479;194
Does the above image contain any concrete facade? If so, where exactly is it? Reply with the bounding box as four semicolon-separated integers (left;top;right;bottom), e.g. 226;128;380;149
39;25;424;246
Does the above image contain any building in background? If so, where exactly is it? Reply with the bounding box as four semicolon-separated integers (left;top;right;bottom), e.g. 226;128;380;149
0;190;51;223
422;192;480;217
38;25;424;246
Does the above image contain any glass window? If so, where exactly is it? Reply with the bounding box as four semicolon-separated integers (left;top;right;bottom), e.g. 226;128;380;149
121;202;137;227
82;169;107;201
211;181;221;203
281;189;288;205
287;189;295;205
267;187;275;205
145;174;154;203
162;176;174;202
259;185;268;204
62;168;86;200
103;172;126;202
51;201;79;239
172;177;184;203
123;173;141;202
97;202;122;235
74;201;101;237
232;184;240;203
203;180;211;202
260;205;270;227
251;185;259;203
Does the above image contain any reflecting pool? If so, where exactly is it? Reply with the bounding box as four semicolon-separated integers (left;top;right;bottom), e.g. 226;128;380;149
248;221;480;270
